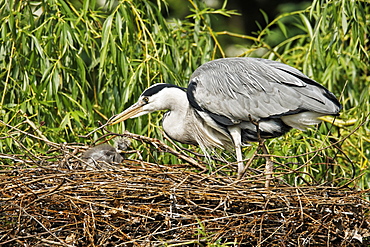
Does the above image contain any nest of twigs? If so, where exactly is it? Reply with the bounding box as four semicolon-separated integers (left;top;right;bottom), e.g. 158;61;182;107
0;123;369;246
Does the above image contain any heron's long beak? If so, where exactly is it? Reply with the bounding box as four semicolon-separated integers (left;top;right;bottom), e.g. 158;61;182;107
109;102;144;125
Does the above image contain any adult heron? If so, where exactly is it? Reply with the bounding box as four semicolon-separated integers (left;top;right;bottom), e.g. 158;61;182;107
109;57;341;183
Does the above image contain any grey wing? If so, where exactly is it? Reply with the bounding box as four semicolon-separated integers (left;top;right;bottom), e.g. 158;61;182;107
187;57;341;125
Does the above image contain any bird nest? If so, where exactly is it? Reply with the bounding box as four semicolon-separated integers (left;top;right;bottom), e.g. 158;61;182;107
0;123;369;246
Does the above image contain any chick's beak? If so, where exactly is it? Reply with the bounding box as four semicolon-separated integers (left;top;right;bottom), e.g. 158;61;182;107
109;102;144;125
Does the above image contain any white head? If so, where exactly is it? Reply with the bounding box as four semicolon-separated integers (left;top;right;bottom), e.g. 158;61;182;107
109;83;186;125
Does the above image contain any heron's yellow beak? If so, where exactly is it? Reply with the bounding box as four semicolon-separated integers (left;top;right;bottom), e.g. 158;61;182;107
109;102;144;125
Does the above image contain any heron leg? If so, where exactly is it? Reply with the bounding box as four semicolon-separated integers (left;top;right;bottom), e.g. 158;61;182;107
260;141;273;188
248;115;273;187
247;114;262;141
228;126;244;178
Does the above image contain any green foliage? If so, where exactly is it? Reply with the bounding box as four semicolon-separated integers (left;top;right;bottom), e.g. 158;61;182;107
0;0;369;191
0;0;224;140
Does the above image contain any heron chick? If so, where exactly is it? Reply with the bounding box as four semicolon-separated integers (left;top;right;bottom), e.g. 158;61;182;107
82;138;130;170
109;57;341;179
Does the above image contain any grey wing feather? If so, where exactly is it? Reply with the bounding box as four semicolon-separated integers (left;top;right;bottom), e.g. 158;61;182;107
188;57;340;124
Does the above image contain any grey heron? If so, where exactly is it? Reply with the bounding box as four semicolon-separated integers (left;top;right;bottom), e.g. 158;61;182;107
109;57;341;182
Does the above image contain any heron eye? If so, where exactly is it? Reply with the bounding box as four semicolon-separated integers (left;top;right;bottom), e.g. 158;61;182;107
142;97;149;104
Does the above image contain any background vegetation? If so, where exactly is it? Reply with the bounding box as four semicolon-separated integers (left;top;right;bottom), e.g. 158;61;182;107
0;0;369;190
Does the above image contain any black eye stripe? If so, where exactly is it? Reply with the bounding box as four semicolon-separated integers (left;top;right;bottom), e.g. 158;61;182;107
141;84;185;97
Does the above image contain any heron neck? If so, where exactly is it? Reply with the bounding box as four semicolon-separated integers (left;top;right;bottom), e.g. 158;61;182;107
161;89;232;147
167;89;189;112
161;89;196;144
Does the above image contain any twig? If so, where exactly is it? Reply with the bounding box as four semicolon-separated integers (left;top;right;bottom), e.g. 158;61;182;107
104;129;207;171
17;206;72;247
